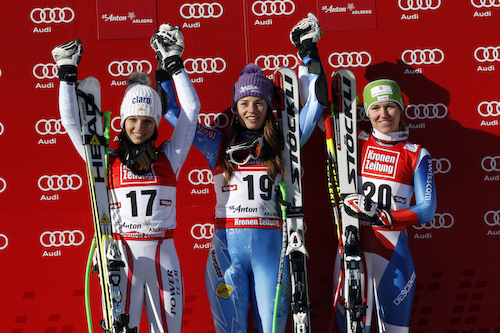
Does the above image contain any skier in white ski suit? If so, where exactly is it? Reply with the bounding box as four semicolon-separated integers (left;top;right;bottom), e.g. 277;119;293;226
53;24;200;333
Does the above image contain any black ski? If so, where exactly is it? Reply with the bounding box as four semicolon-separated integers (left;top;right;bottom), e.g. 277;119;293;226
328;69;366;333
274;66;312;333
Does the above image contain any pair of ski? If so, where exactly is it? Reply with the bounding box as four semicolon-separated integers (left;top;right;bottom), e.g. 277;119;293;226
273;67;365;333
77;77;136;333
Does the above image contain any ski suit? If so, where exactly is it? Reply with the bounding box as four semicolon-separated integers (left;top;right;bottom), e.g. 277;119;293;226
161;63;325;333
334;127;437;333
58;69;200;333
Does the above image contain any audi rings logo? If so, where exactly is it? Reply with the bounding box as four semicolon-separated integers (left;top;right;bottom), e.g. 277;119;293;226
111;116;122;132
255;54;298;71
413;213;454;230
40;230;85;247
484;210;500;226
0;178;6;194
398;0;441;10
474;46;500;62
191;223;214;240
481;156;500;172
405;103;448;120
328;51;372;68
33;63;58;80
198;113;230;128
0;234;8;250
30;7;75;24
252;0;295;16
108;60;153;77
188;169;214;185
38;174;83;191
471;0;500;8
401;49;445;65
184;57;226;74
35;119;66;135
478;101;500;117
432;158;451;174
180;3;223;19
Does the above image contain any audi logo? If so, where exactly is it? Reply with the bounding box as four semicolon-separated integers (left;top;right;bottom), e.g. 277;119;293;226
432;158;451;174
413;213;454;230
252;0;295;16
30;7;75;24
111;116;122;132
188;169;214;185
108;60;153;77
398;0;441;10
401;48;445;65
328;51;372;68
180;3;223;19
38;174;83;191
40;230;85;247
0;234;8;250
481;156;500;172
405;103;448;120
33;63;58;80
0;177;6;193
198;113;230;128
471;0;500;8
474;46;500;62
255;54;298;71
191;223;214;240
35;119;66;135
485;210;500;226
478;101;500;117
184;57;226;74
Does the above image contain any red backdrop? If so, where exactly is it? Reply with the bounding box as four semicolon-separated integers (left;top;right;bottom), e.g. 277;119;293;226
1;1;500;332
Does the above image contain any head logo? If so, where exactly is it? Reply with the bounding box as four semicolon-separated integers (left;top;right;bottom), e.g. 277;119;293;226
30;7;75;24
180;3;224;19
252;0;295;16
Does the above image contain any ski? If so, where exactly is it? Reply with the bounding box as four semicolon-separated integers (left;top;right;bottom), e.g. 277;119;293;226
328;69;366;333
77;77;136;333
274;66;312;333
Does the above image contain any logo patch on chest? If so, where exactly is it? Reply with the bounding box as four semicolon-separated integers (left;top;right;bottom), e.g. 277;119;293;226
362;147;399;179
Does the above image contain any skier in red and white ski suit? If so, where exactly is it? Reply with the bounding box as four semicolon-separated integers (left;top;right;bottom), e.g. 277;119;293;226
334;79;437;333
53;25;200;333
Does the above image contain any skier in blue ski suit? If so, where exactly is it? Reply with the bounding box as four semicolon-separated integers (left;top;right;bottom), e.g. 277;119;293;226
160;13;327;333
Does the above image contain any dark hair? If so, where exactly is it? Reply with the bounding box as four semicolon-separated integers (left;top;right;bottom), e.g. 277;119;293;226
216;106;285;184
